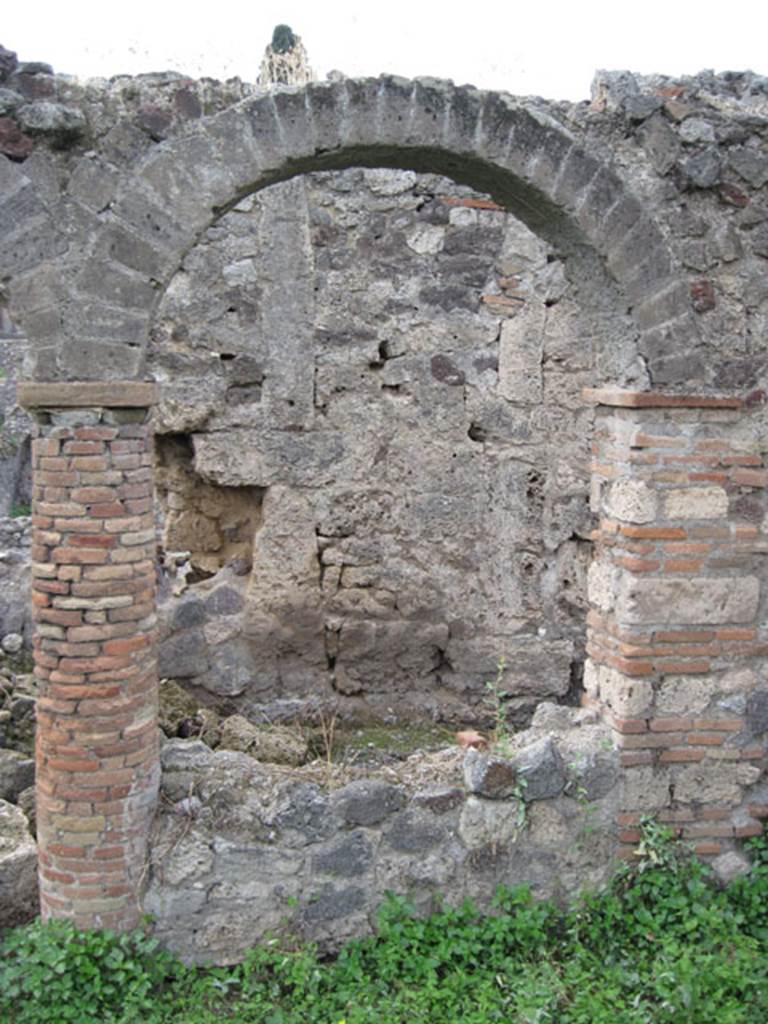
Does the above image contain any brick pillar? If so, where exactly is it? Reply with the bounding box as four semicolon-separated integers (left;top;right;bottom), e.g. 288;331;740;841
584;389;768;860
18;382;159;930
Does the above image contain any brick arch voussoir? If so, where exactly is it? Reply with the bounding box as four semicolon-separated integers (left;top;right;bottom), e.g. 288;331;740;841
71;76;695;383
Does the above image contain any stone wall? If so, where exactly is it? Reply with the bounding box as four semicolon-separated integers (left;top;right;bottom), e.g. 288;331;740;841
146;703;620;963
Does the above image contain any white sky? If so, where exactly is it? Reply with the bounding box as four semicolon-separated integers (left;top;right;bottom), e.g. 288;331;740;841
5;0;768;102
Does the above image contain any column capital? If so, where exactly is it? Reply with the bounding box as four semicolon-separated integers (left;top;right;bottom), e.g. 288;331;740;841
17;380;159;409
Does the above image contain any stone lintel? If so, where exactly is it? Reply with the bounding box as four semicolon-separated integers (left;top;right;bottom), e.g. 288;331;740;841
583;388;742;410
17;381;159;409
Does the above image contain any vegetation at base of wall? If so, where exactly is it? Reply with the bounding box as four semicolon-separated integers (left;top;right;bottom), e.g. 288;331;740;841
2;823;768;1024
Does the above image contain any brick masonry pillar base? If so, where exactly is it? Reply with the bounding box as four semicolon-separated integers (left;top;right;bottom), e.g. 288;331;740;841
19;382;159;930
584;389;768;861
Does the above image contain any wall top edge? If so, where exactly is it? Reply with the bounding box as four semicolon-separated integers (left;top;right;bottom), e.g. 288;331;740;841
17;381;159;409
582;388;743;410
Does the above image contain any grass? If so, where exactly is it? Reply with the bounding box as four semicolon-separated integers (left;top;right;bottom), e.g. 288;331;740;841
2;822;768;1024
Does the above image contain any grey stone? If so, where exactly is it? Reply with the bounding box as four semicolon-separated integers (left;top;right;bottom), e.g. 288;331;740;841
385;810;446;853
158;629;209;679
275;783;334;845
302;884;367;923
411;786;464;814
712;851;751;885
171;596;207;631
1;633;23;654
16;785;35;836
729;146;768;187
0;88;21;115
312;832;373;877
332;780;406;826
205;586;244;617
511;737;566;801
623;94;662;121
682;147;722;188
0;749;34;802
745;691;768;735
198;641;257;698
16;101;86;140
464;748;519;800
160;738;215;773
566;751;619;801
0;799;37;929
679;118;716;144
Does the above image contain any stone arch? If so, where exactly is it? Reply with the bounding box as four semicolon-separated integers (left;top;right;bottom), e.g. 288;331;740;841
6;77;696;385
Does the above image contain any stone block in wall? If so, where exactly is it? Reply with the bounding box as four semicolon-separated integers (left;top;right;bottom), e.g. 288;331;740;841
615;576;760;625
663;486;729;519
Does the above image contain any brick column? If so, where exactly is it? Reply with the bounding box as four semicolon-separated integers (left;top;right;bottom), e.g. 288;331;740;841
18;381;159;931
584;389;768;860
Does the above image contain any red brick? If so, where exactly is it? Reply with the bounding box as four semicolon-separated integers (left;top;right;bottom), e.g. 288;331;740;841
655;629;715;643
49;684;122;700
36;608;83;627
693;718;743;731
33;438;61;458
621;732;685;749
51;546;109;565
682;823;734;839
46;757;100;772
63;441;105;455
620;751;655;767
694;806;731;821
108;602;154;622
735;823;764;838
32;581;70;598
102;635;150;656
70;456;109;472
90;503;125;517
116;482;152;500
70;487;119;503
694;842;724;856
650;716;694;732
655;659;711;675
663;558;703;573
125;498;152;514
47;844;90;859
57;654;132;674
614;555;661;572
53;517;104;533
715;628;756;641
687;732;726;746
619;525;686;540
74;426;118;441
67;534;117;549
659;749;705;763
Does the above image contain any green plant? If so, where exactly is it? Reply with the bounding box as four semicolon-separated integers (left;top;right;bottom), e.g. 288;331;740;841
634;814;683;873
9;502;31;518
565;754;598;846
2;827;768;1023
484;655;512;754
0;918;184;1024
